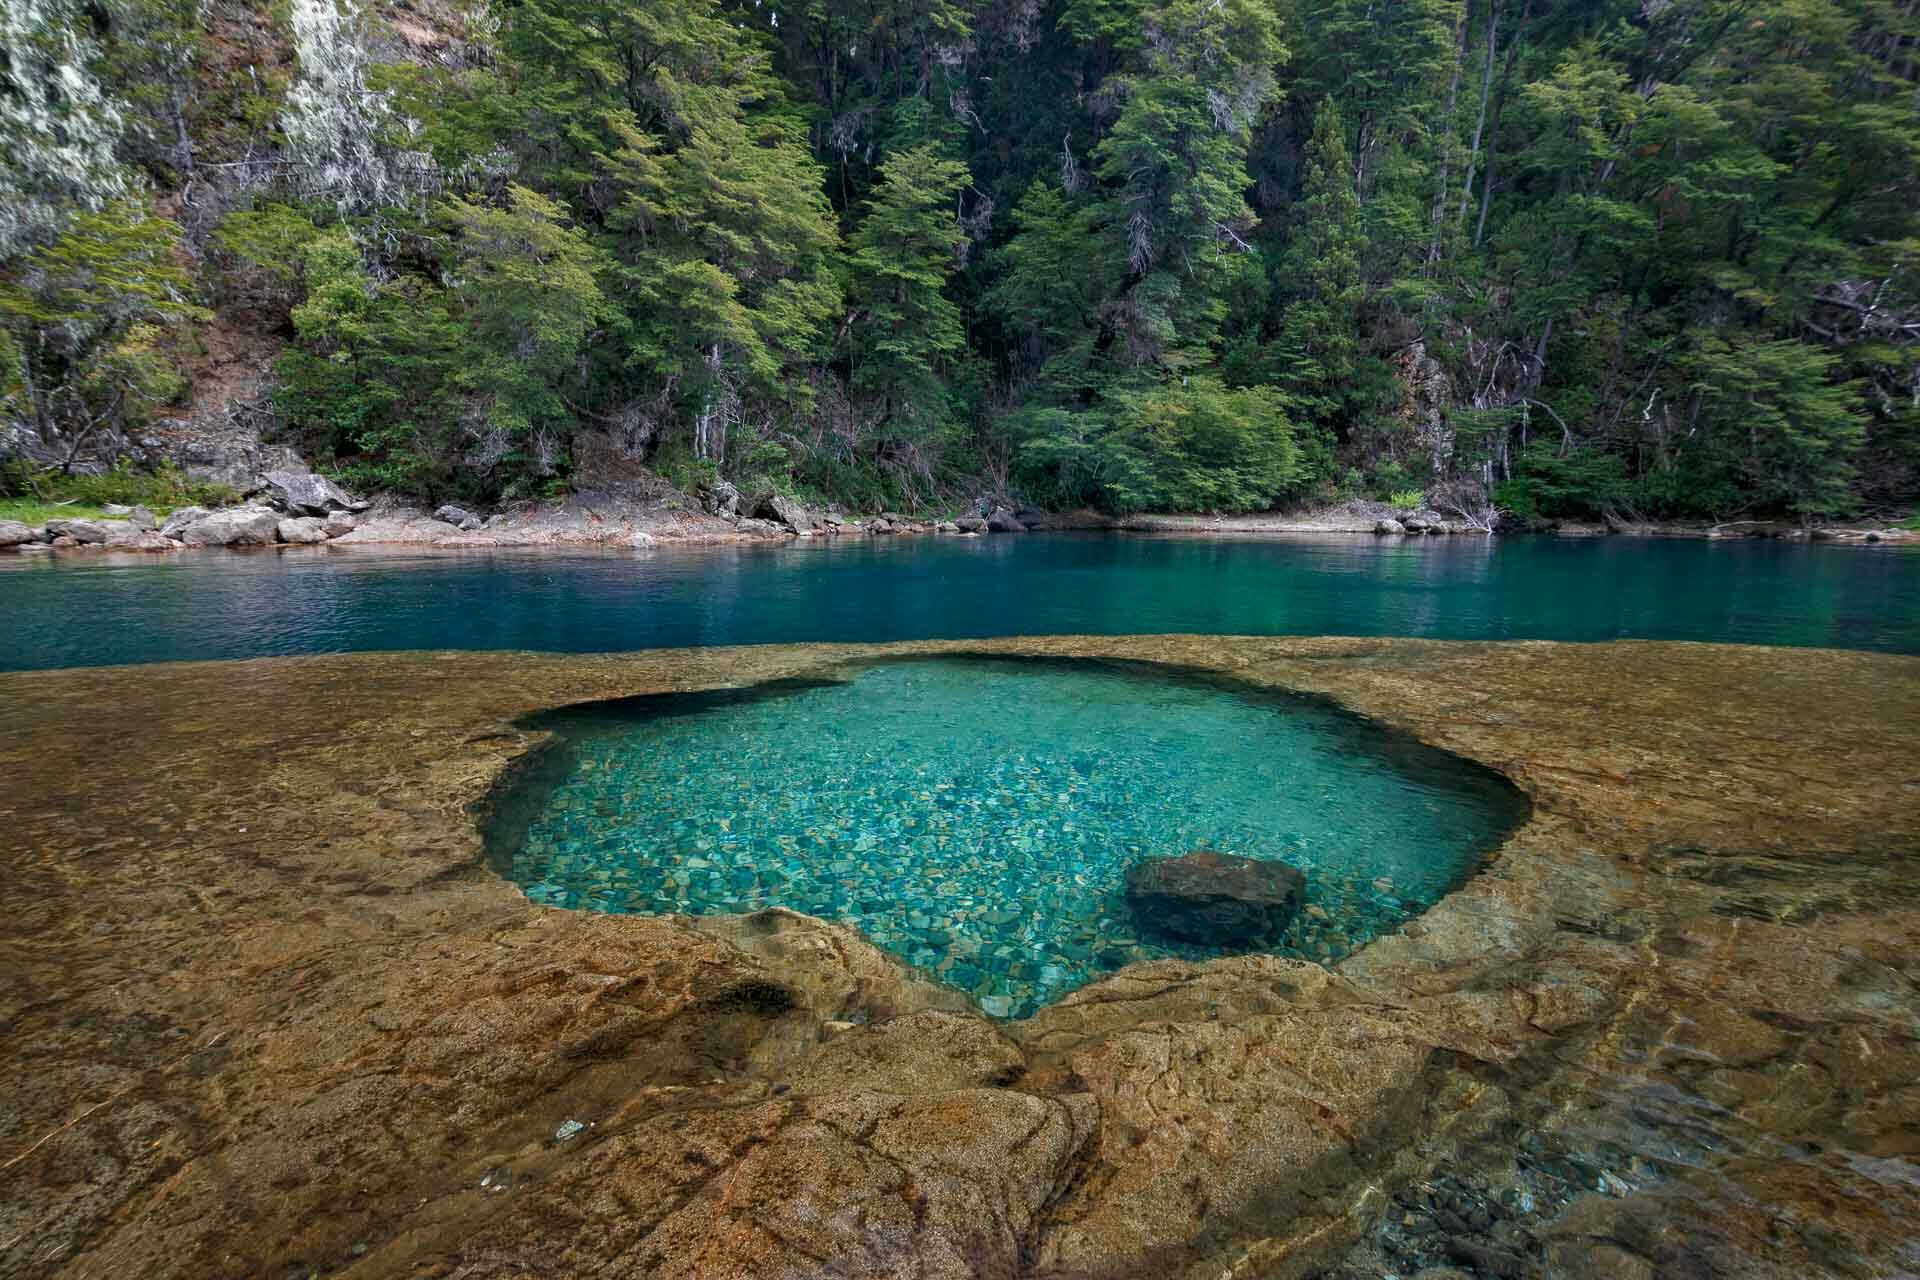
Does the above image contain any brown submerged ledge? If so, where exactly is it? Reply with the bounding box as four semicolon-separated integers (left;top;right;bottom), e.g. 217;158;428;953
2;637;1917;1279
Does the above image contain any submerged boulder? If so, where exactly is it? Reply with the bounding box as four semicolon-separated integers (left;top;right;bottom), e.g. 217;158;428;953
1123;850;1306;945
263;469;369;517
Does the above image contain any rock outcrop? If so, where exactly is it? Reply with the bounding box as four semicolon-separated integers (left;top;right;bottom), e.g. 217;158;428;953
0;519;33;546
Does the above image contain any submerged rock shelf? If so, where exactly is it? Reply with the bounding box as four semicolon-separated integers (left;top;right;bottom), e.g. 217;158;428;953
1;637;1916;1280
486;657;1527;1017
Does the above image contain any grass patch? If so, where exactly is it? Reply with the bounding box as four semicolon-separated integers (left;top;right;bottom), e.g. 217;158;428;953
0;498;168;525
1;460;239;526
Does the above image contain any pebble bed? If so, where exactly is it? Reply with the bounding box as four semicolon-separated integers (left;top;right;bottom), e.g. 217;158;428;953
498;658;1527;1017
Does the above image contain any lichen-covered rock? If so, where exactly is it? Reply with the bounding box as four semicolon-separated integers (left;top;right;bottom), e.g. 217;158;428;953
320;512;357;538
263;469;369;516
176;505;281;546
1376;518;1406;535
1123;849;1306;944
954;515;988;533
128;505;157;530
0;519;31;547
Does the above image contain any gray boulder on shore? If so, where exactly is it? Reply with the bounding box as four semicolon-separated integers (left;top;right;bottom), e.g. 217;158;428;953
159;506;209;539
176;506;281;547
104;522;173;551
755;492;817;534
277;517;329;544
433;504;485;532
264;470;370;517
986;508;1025;533
0;519;33;547
45;518;109;544
1374;518;1406;535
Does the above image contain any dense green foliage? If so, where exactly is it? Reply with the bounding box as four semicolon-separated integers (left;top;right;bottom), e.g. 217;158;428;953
4;0;1918;518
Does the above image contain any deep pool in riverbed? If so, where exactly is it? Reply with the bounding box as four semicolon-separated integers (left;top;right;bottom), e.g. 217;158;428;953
487;657;1531;1017
3;532;1918;670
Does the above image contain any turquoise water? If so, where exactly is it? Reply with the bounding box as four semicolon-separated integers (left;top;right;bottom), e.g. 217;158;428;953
1;534;1918;670
488;658;1530;1017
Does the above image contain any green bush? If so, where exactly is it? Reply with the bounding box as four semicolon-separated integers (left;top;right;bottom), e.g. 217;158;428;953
1013;377;1307;515
1387;488;1423;512
1491;442;1630;520
1368;459;1416;499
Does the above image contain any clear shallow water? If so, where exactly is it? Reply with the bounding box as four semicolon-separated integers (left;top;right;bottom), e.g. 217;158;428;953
2;533;1917;671
487;658;1530;1017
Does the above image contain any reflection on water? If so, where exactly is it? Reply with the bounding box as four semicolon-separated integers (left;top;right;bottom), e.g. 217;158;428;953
2;532;1918;669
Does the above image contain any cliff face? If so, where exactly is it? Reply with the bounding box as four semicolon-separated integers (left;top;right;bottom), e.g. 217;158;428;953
2;636;1916;1279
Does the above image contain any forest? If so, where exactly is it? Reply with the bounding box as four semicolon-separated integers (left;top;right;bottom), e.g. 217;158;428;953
3;0;1918;521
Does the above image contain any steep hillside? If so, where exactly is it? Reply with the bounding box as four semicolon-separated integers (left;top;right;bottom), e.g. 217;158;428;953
4;0;1917;524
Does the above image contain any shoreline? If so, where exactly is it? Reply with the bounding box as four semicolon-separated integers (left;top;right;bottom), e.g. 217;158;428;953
4;494;1916;558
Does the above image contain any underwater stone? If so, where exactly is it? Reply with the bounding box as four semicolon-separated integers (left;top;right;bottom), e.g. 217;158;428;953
1124;850;1306;945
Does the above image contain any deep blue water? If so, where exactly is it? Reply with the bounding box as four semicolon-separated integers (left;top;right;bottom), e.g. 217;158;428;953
2;533;1917;671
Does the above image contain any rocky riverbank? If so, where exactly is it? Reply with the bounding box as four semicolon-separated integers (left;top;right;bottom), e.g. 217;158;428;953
2;637;1916;1280
9;455;1915;556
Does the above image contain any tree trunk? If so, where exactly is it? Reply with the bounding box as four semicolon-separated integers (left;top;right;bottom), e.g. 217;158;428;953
1427;4;1470;267
1457;0;1499;234
1475;0;1531;248
695;343;725;461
